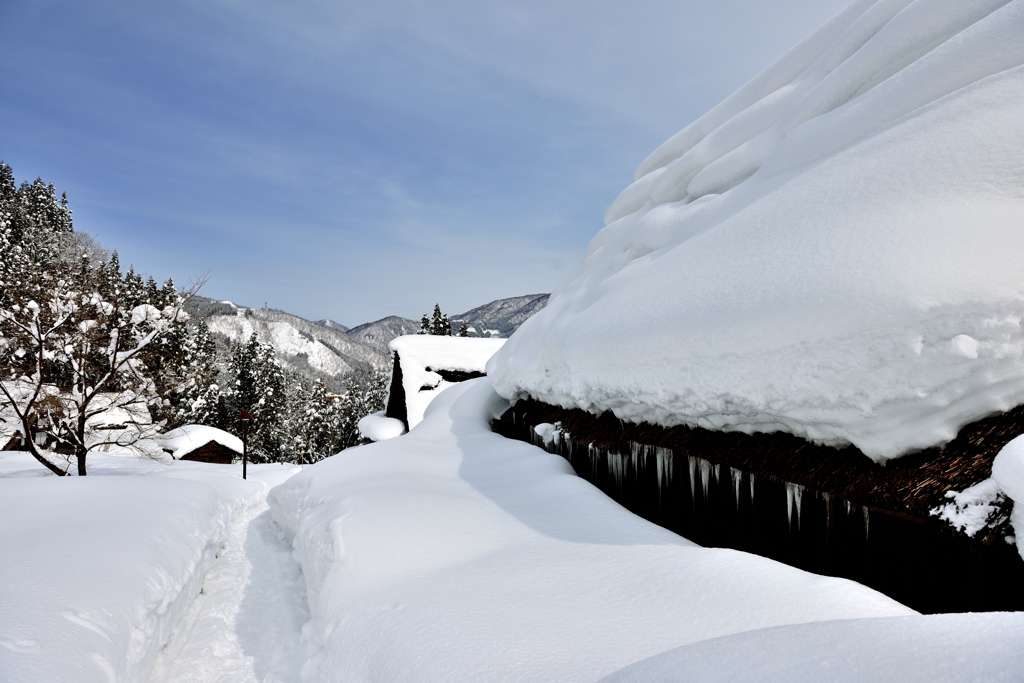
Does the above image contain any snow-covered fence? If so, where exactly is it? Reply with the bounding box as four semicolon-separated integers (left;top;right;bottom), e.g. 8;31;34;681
493;403;1024;614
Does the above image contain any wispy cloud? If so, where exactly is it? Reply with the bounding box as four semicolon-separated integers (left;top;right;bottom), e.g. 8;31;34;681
0;0;849;324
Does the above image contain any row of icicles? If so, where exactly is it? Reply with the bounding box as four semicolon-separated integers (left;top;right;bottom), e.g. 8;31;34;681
531;427;870;538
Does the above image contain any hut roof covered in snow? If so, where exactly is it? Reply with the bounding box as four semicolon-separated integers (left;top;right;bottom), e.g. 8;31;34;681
159;425;243;461
386;335;506;429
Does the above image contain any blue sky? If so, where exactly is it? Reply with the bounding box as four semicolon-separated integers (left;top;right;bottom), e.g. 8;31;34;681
0;0;848;325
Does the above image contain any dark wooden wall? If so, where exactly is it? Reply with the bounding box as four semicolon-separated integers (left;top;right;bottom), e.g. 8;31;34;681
385;352;408;429
493;405;1024;614
180;441;236;464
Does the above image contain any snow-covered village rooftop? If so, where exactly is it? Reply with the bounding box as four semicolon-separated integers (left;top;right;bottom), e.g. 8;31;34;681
4;0;1024;681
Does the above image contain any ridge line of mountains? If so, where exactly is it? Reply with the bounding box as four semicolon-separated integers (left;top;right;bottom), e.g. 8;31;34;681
183;293;549;391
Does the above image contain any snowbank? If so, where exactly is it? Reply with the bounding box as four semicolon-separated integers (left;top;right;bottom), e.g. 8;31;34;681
389;335;505;428
0;476;226;683
0;452;297;683
357;410;406;441
992;434;1024;560
269;379;915;682
159;424;243;459
488;0;1024;461
600;612;1024;683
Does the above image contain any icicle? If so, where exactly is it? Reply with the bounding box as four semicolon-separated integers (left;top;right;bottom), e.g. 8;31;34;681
588;444;600;475
699;459;712;500
844;500;852;515
730;467;742;508
655;447;673;489
630;441;642;474
786;484;794;529
795;484;804;530
749;472;755;504
862;506;870;540
608;451;624;492
785;482;804;530
824;492;832;530
688;455;697;502
656;448;664;489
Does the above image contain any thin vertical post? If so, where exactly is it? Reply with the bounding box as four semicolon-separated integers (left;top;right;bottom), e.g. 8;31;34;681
239;411;252;480
242;421;248;480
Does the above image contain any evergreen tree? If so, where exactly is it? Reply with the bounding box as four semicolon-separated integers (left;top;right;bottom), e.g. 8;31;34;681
0;162;74;310
329;369;389;452
287;377;338;465
458;321;469;337
227;333;287;462
428;304;452;336
430;304;444;335
122;265;146;308
419;313;430;334
172;319;221;427
9;176;73;265
144;276;160;308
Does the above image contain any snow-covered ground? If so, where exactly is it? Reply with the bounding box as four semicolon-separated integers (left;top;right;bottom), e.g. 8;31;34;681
148;499;311;683
264;378;1024;683
488;0;1024;461
4;380;1024;682
600;612;1024;683
0;452;302;683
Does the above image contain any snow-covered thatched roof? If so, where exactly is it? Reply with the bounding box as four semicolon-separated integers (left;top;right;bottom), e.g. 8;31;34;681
488;0;1024;463
388;335;506;429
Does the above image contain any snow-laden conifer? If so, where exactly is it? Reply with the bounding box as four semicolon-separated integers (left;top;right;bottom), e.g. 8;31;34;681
226;333;286;462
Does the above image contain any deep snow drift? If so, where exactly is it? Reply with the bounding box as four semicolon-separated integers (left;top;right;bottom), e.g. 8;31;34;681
268;378;931;682
488;0;1024;460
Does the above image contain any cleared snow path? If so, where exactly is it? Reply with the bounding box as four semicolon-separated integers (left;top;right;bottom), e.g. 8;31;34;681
149;499;311;683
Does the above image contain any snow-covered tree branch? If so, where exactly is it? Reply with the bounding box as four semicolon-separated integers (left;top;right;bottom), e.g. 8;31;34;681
0;161;202;475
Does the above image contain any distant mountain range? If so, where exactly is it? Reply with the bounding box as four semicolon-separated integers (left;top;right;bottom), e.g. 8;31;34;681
185;294;549;389
345;316;421;355
345;294;551;355
184;298;387;391
314;319;348;333
452;293;549;338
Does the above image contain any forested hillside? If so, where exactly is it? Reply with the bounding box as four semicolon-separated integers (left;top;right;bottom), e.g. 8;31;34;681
0;163;385;473
184;296;389;391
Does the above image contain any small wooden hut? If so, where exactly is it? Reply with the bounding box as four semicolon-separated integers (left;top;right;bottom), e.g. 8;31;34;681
160;425;243;464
